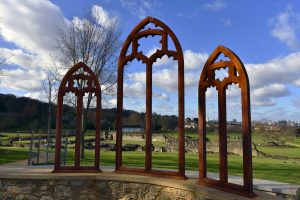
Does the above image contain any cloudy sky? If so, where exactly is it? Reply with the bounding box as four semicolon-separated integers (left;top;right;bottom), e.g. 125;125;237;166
1;0;300;121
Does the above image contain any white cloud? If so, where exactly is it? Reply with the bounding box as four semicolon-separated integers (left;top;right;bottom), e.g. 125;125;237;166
0;48;39;69
0;0;64;55
127;49;207;92
184;50;208;70
203;0;226;11
252;84;290;98
227;84;240;99
251;84;290;107
205;87;217;99
219;18;231;26
245;52;300;89
120;0;160;19
24;91;46;101
123;82;145;98
0;0;66;94
92;5;118;27
153;92;169;101
126;47;300;113
270;7;300;49
294;79;300;86
102;98;117;108
252;97;275;107
153;69;178;91
146;48;177;66
0;1;118;97
2;68;43;92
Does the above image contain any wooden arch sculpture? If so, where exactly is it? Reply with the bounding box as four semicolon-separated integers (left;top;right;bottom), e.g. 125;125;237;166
198;46;254;196
54;62;101;173
115;16;185;179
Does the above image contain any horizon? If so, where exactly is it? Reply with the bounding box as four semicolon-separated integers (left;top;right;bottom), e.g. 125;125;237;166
1;1;300;121
2;92;300;124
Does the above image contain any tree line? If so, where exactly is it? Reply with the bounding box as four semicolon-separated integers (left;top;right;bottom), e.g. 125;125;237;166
0;93;178;132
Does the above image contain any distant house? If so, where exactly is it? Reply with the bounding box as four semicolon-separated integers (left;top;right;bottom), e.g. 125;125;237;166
122;124;145;133
184;118;198;129
184;122;197;129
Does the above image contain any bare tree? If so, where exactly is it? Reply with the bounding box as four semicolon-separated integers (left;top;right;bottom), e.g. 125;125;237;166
42;64;60;164
55;10;122;158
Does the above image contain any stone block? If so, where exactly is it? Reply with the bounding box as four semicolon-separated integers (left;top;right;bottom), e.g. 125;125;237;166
7;185;22;193
39;185;48;191
2;194;14;200
70;180;85;189
54;185;72;198
40;196;53;200
15;194;38;200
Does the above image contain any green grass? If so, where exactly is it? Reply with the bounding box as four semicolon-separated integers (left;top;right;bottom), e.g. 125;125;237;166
56;149;300;184
0;147;30;164
257;146;300;158
0;133;32;139
286;138;300;146
1;131;300;185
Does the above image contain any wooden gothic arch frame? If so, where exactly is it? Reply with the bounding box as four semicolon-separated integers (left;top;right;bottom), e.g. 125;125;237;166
198;46;254;196
115;16;185;179
54;62;101;173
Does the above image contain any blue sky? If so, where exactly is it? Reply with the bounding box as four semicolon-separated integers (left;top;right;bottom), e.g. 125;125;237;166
1;0;300;121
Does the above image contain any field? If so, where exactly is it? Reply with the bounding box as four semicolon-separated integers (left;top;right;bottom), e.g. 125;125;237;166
0;147;31;164
53;150;300;184
0;131;299;185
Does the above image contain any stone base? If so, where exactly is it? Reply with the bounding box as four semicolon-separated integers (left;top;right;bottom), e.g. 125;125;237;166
0;171;281;200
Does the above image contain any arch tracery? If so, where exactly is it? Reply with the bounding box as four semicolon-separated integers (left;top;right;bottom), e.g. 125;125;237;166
54;62;102;172
115;16;185;179
198;45;254;196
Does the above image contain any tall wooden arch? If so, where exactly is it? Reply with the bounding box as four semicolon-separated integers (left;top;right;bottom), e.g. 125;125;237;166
198;46;254;196
53;62;101;173
115;16;185;179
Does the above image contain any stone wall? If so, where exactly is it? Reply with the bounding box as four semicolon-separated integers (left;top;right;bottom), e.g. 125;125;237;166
110;132;166;142
0;178;214;200
165;136;261;156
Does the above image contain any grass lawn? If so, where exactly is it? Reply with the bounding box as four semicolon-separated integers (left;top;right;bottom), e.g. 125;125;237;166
57;149;300;185
0;133;32;140
1;132;300;185
0;147;30;164
286;138;300;146
257;146;300;158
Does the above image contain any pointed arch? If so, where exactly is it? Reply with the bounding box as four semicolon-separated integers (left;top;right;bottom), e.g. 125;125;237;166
116;16;185;179
54;62;101;173
198;46;254;196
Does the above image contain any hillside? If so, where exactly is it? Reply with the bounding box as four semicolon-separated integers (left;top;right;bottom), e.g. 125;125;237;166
0;93;178;132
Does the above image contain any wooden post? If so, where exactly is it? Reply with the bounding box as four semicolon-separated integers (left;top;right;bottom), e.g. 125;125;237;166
218;89;228;183
145;62;152;172
37;130;41;164
75;93;83;168
27;130;34;166
63;131;68;165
